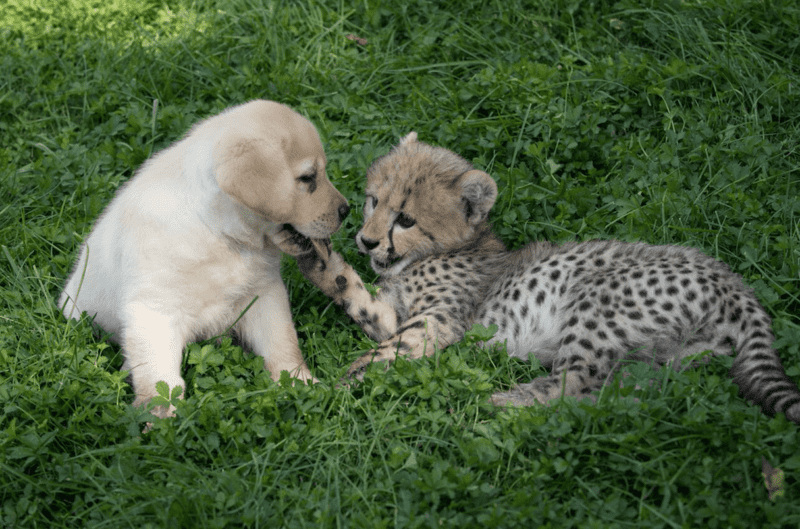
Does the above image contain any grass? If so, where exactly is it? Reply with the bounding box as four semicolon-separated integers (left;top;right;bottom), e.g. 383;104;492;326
1;0;800;526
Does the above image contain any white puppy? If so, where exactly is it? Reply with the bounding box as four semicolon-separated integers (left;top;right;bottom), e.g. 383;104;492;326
59;100;349;416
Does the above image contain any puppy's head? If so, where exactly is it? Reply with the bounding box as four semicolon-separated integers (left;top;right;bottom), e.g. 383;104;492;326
214;100;349;243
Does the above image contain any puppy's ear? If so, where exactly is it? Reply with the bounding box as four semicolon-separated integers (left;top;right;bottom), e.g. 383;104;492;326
458;170;497;225
215;137;292;221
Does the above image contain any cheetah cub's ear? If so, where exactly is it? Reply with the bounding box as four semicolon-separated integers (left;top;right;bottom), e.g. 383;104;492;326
398;131;418;146
459;170;497;225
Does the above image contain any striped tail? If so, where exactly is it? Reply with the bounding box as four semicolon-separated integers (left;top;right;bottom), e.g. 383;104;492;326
730;325;800;423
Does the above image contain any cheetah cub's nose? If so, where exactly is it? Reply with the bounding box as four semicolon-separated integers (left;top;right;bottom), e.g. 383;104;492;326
359;235;380;251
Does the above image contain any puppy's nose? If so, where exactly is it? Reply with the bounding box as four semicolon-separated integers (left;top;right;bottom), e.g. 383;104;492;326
338;203;350;222
359;235;379;251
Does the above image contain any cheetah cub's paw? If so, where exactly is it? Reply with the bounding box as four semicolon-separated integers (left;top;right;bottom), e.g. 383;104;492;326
490;376;599;408
293;240;352;299
490;383;547;408
270;225;348;297
270;224;316;256
345;348;398;381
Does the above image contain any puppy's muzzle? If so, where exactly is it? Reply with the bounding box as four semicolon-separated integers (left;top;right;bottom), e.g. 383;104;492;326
338;203;351;222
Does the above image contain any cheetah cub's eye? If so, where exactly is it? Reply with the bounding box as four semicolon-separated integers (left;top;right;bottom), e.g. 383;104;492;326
396;212;416;229
366;196;378;210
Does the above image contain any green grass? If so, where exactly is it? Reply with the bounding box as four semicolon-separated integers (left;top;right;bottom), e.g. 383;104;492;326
2;0;800;526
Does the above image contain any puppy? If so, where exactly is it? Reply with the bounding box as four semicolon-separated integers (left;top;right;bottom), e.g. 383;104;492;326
59;100;349;416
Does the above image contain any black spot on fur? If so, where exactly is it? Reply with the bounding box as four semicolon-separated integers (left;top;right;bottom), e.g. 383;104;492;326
397;320;425;333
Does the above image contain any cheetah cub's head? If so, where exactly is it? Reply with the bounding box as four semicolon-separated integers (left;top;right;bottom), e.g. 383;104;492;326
356;132;497;277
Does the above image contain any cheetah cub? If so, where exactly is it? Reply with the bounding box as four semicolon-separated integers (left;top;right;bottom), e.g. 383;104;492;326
282;132;800;422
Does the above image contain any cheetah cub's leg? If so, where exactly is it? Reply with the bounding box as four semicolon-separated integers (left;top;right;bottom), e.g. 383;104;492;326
288;239;399;343
491;346;613;407
285;238;460;379
346;311;463;379
271;227;396;341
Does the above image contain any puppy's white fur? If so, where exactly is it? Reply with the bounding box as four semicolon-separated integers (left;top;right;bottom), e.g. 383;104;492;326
59;100;348;416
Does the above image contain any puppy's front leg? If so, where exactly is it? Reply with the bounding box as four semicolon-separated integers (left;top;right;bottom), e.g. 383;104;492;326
123;301;188;418
235;278;315;384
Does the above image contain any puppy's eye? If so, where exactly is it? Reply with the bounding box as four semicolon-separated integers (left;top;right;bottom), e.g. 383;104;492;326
367;196;378;208
396;212;416;229
298;173;316;185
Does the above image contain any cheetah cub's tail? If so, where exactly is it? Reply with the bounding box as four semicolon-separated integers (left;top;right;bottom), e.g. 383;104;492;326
730;327;800;423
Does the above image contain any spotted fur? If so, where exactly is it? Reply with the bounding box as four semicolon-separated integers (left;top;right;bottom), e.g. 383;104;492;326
288;133;800;422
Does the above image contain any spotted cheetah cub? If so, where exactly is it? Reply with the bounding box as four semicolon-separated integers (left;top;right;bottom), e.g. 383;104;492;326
282;132;800;422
